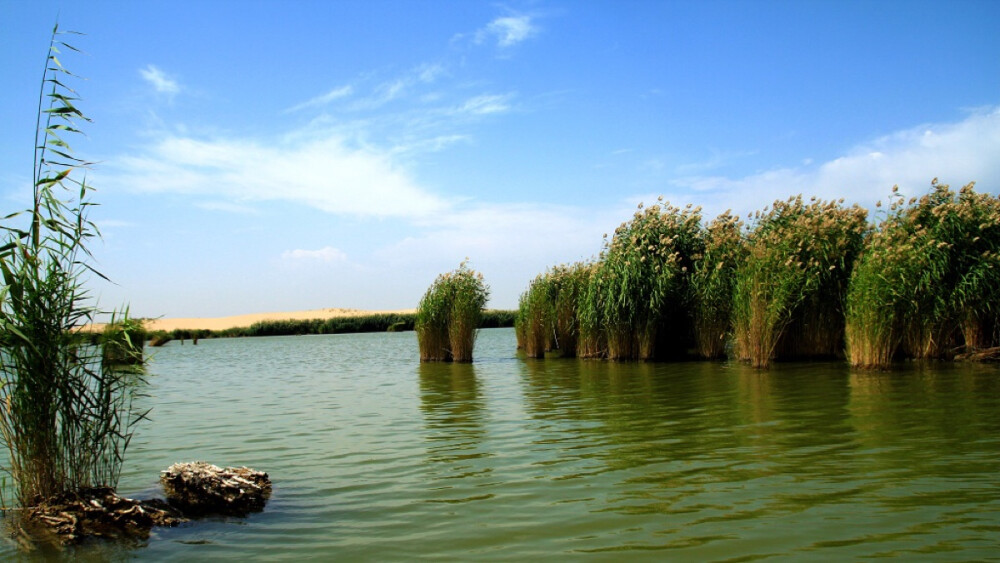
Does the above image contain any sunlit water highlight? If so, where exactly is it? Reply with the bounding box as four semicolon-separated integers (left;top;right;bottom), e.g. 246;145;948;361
3;328;999;560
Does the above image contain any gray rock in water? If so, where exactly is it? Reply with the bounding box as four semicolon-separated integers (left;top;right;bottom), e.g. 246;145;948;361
160;461;271;516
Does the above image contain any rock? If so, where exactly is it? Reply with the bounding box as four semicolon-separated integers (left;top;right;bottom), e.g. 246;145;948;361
26;486;186;545
160;461;271;516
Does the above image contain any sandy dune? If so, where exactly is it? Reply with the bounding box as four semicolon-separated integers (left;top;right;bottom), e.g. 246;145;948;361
142;308;416;332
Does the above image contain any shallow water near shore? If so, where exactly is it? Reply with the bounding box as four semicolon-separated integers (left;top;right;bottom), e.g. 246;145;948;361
4;327;999;560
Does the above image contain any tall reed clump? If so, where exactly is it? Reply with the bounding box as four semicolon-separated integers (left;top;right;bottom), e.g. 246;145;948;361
516;273;553;358
548;262;590;357
515;262;591;358
732;196;868;368
586;200;704;361
845;181;1000;368
689;211;745;359
575;262;605;359
416;261;490;362
0;25;146;507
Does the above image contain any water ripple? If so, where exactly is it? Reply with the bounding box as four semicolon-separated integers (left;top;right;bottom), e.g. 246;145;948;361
7;329;997;560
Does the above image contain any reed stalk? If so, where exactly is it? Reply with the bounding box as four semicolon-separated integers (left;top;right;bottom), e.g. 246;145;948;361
0;25;146;507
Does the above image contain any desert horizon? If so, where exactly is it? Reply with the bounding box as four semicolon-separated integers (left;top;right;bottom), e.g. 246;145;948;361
94;308;418;333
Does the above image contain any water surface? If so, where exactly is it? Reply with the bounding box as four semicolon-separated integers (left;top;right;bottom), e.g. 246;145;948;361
4;328;999;560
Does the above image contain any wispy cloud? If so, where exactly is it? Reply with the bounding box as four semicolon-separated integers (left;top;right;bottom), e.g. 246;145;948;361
103;133;449;219
282;246;348;262
416;63;446;83
284;85;353;113
139;64;180;95
342;64;446;111
662;107;1000;219
456;93;513;116
476;15;538;48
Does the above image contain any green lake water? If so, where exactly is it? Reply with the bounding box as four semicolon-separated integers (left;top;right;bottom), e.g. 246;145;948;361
4;327;999;560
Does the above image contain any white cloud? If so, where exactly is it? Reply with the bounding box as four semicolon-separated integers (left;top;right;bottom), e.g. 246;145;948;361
457;94;513;115
103;134;449;219
477;15;538;48
416;63;446;83
389;134;469;156
285;85;353;113
139;64;180;95
665;107;1000;220
345;64;447;111
282;246;347;262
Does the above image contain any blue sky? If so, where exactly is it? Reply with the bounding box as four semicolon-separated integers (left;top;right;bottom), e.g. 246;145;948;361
2;0;998;318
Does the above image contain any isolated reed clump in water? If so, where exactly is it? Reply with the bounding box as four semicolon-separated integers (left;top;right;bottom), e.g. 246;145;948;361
416;261;490;362
731;196;868;368
0;24;146;509
845;180;1000;369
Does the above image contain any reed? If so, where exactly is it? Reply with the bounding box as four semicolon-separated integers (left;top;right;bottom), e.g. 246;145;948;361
589;200;703;360
447;264;490;362
516;273;552;358
415;261;490;362
0;25;145;507
576;262;606;359
732;196;868;368
549;262;590;357
415;282;451;362
101;314;146;365
845;181;1000;368
515;262;592;358
690;211;745;358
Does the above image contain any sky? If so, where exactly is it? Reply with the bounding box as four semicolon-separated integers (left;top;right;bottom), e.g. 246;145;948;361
1;0;998;318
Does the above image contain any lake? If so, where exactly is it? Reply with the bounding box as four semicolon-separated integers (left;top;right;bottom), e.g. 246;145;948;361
4;328;999;560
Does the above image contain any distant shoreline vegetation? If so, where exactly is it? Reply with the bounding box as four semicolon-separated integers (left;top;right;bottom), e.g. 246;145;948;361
136;311;515;344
